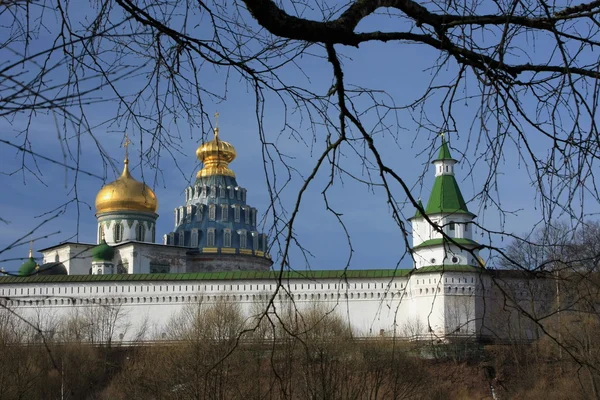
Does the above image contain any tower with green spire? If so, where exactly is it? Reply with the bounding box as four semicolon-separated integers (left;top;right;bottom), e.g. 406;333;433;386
410;137;482;270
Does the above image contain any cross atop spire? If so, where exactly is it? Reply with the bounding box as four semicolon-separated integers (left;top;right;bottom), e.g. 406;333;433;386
214;111;220;138
123;133;132;162
28;240;33;258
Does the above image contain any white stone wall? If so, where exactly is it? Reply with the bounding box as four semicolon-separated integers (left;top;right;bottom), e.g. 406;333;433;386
0;276;425;341
0;273;535;343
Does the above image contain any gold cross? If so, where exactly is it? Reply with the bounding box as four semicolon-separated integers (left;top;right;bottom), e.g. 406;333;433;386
214;111;220;138
123;133;132;159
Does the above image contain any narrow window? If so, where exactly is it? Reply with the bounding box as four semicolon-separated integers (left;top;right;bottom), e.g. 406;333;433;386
114;223;123;243
229;186;234;199
191;229;199;247
449;222;455;231
464;223;468;232
136;223;145;241
179;231;185;246
207;228;216;247
224;229;232;247
221;204;228;221
209;204;216;221
234;206;240;222
239;230;247;249
219;186;225;198
244;207;250;224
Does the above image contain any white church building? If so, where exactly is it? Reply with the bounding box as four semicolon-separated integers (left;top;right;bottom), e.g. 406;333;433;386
0;126;550;343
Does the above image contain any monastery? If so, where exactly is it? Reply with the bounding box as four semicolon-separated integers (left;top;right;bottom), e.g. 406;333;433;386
0;122;549;342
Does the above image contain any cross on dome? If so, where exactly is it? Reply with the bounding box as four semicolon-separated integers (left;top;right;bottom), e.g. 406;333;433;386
122;133;132;161
214;111;220;137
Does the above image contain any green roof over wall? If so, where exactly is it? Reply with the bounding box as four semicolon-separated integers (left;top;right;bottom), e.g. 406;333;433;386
425;174;471;215
413;264;485;274
413;237;481;250
0;269;414;284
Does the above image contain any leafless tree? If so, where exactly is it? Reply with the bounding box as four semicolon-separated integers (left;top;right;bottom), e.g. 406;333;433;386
4;0;600;392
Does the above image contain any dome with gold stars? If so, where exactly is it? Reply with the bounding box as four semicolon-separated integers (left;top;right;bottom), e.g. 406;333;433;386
196;125;237;178
95;158;158;215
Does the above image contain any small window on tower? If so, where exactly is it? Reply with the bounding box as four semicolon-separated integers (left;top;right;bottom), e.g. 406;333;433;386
207;229;215;247
464;223;468;232
209;204;216;221
136;223;145;241
191;229;199;247
224;229;232;247
239;230;247;249
449;222;455;231
114;223;123;243
234;205;240;222
221;204;228;221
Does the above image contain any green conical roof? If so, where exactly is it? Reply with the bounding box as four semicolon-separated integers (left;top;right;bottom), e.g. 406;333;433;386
425;174;471;215
18;257;37;276
434;137;455;162
91;240;115;262
413;199;424;218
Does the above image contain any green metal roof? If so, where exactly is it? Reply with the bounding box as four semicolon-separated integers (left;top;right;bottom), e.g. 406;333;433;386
413;237;481;250
91;240;115;262
0;269;413;284
425;174;471;215
413;199;424;219
413;264;485;274
18;258;37;276
435;138;455;162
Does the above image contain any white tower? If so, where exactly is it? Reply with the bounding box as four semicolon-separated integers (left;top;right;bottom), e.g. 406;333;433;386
410;137;481;269
408;137;485;340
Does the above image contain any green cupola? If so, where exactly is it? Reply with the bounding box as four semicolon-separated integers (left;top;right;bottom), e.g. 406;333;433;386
18;247;38;276
91;240;115;262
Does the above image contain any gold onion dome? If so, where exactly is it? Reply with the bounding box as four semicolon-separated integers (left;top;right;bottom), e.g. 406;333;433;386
95;158;158;214
196;126;236;178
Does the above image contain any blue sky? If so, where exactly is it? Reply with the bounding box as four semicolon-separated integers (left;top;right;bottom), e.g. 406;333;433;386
1;2;597;272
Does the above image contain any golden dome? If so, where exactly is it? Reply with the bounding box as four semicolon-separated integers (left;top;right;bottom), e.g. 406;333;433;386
95;159;158;214
196;127;236;178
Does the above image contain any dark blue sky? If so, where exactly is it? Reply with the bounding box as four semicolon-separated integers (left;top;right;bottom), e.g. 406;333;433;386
1;3;597;272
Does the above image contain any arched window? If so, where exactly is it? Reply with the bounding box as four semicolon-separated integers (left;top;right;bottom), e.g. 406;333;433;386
209;204;216;221
449;222;455;231
221;204;228;221
234;205;240;222
224;229;232;247
207;228;216;247
136;223;145;241
179;231;185;246
191;229;199;247
239;230;247;248
113;222;123;243
244;206;250;224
